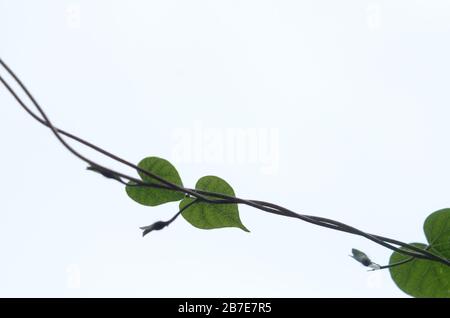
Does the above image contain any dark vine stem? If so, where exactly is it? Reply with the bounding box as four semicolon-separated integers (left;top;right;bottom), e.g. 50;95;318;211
140;199;199;237
375;258;414;270
1;58;449;267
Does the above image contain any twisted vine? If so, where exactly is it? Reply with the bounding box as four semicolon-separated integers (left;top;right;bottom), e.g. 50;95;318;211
1;57;449;272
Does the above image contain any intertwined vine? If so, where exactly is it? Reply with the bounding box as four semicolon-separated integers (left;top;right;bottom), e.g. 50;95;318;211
1;58;449;297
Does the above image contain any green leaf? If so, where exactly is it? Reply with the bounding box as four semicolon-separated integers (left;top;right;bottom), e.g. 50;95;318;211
180;176;249;232
389;209;450;298
126;157;184;206
424;208;450;248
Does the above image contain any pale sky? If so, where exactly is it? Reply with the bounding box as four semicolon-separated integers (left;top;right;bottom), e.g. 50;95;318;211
1;0;450;297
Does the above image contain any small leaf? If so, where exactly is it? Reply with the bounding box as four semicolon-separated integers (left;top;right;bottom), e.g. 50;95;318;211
389;209;450;298
180;176;249;232
126;157;184;206
424;208;450;248
350;248;372;267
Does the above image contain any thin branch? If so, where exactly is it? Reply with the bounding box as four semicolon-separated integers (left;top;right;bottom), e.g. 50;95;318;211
139;200;198;236
375;258;414;270
1;58;449;267
0;58;214;202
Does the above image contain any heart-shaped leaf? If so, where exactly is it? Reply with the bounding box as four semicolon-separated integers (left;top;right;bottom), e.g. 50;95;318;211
180;176;249;232
126;157;184;206
389;209;450;297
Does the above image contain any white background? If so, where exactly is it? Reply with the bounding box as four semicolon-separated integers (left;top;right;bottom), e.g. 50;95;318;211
1;0;450;297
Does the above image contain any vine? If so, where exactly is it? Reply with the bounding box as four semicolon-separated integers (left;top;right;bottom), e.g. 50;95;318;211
1;58;449;297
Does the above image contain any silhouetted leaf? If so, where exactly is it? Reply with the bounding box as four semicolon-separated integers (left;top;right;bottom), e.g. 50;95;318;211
180;176;249;232
126;157;184;206
389;209;450;297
